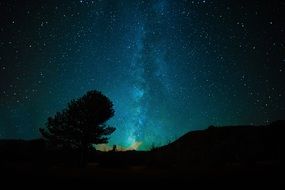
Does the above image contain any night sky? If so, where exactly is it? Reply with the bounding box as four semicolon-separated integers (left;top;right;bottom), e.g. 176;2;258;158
0;0;284;150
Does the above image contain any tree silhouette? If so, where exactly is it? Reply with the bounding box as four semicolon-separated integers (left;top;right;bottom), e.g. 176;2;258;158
39;90;115;166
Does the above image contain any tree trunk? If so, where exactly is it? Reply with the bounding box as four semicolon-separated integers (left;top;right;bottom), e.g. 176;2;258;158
79;143;88;168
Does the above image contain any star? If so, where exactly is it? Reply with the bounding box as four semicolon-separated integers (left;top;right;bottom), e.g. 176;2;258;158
0;0;284;149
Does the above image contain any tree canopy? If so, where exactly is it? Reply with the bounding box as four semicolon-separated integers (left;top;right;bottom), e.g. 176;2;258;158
39;90;116;151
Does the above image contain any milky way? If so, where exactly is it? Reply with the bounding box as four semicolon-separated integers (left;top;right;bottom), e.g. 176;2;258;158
108;1;174;148
0;0;284;150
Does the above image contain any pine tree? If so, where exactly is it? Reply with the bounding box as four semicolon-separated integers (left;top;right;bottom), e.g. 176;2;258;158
39;90;115;166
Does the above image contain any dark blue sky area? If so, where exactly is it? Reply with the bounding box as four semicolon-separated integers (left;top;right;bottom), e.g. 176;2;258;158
0;0;284;149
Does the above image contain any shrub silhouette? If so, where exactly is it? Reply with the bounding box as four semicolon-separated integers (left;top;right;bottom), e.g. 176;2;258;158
39;90;115;167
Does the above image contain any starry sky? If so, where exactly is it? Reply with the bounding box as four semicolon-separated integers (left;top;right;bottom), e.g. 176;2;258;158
0;0;284;150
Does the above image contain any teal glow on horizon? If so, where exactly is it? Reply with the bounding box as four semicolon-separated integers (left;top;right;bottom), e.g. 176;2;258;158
0;0;284;150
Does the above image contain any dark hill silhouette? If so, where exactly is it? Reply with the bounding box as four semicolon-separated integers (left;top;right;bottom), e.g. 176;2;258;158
0;121;284;186
150;120;285;169
0;139;45;161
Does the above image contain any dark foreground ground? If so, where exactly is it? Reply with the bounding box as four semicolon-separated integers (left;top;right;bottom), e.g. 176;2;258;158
1;121;284;188
0;161;283;189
